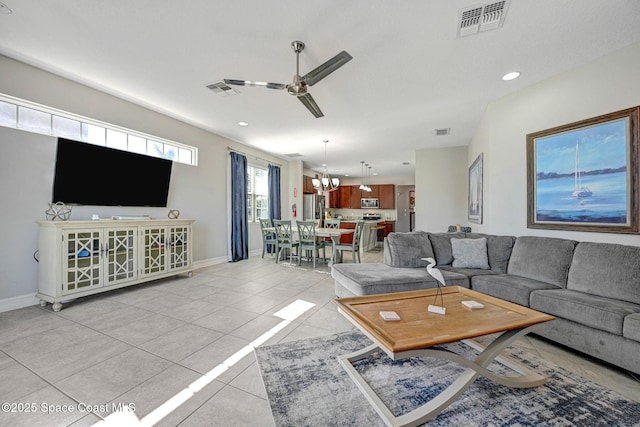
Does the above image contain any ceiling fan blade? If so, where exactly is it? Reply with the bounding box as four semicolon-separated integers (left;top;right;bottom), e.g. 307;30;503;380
223;79;285;90
297;93;324;118
302;51;353;86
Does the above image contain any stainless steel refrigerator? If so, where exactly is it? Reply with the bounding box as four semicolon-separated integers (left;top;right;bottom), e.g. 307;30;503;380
303;194;325;220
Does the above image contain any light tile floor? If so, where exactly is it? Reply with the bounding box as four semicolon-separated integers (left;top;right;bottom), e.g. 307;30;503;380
1;248;638;426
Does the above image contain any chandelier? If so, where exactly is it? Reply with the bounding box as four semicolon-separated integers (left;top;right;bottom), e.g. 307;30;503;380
312;140;340;191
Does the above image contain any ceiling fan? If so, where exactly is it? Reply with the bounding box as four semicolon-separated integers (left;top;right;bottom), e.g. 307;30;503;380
224;41;352;118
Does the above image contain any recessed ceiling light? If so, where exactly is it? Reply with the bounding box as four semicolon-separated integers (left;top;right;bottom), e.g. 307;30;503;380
237;121;249;127
502;71;520;81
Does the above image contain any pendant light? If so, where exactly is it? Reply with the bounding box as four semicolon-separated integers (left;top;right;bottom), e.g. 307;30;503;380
362;163;371;192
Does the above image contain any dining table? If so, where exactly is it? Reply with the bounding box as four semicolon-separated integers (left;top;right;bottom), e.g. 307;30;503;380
264;226;354;265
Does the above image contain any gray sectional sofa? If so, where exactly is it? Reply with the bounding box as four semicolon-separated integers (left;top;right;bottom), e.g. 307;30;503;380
331;231;640;375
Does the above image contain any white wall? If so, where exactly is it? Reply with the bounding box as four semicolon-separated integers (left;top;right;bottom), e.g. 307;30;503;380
414;146;468;232
0;55;289;307
471;42;640;245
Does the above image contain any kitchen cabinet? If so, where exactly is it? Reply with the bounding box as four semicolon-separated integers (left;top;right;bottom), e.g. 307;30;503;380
329;186;350;208
365;185;380;199
303;175;316;194
329;187;339;208
350;186;361;209
339;186;352;208
330;184;395;209
379;184;395;209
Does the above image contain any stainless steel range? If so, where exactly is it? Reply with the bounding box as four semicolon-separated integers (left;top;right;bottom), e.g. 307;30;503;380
362;213;381;221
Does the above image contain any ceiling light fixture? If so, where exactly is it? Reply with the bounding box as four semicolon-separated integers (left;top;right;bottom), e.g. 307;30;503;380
502;71;520;81
360;163;372;192
312;140;340;192
237;121;249;126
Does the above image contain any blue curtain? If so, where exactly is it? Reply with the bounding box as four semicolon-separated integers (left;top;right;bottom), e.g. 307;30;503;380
268;164;281;220
267;164;281;254
229;152;248;262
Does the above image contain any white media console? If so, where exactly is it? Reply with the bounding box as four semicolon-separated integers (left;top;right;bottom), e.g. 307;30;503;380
36;218;194;311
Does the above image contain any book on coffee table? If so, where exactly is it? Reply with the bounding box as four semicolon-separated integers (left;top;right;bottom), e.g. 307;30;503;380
379;311;401;321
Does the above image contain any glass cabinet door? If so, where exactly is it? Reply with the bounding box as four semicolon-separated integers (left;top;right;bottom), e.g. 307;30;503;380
141;226;167;276
168;225;190;270
105;227;138;285
63;229;102;294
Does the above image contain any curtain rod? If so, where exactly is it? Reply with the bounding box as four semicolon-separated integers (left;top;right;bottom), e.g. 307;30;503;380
226;146;283;167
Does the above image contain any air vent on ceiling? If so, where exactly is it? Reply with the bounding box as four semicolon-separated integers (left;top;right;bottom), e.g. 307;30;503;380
206;81;240;96
285;153;303;158
435;128;451;136
457;0;510;37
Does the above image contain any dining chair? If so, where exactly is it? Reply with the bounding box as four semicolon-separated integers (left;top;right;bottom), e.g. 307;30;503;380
334;220;365;263
273;219;299;264
259;218;276;258
323;218;341;245
324;219;341;229
296;220;327;268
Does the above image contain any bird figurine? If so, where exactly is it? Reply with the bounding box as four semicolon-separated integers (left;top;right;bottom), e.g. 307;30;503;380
425;257;445;287
424;257;447;314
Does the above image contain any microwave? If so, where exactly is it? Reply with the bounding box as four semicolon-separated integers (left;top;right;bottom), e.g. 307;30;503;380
361;198;379;209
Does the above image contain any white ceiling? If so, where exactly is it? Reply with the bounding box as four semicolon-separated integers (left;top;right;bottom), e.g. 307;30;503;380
1;1;640;179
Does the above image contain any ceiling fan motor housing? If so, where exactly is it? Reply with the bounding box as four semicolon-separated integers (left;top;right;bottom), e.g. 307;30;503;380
287;74;307;95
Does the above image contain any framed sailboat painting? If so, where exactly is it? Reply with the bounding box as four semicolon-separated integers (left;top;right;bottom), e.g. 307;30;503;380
526;106;639;234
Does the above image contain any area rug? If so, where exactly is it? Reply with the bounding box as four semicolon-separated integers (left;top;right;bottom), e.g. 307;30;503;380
254;331;640;426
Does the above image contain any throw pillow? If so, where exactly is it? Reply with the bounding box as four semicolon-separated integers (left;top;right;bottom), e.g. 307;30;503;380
451;237;490;269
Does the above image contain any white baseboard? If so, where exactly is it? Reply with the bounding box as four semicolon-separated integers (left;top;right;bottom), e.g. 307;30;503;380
193;251;265;269
0;293;39;313
192;256;229;270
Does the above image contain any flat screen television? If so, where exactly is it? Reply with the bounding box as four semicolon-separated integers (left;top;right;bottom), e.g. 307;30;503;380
52;138;173;207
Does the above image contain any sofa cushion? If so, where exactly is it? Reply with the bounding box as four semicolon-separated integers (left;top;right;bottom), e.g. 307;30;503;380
507;236;577;287
439;266;497;278
567;242;640;305
623;313;640;343
428;232;465;265
383;231;434;268
332;263;469;297
471;274;559;307
530;289;640;336
469;234;516;274
451;238;490;269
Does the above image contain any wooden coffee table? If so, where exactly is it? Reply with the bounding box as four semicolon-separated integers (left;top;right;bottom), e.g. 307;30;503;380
334;286;555;426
